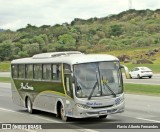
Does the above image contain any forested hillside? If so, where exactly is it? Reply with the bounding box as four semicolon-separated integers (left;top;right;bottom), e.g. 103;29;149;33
0;9;160;61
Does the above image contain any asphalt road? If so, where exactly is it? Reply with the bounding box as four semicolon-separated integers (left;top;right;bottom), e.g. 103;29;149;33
0;72;10;77
123;74;160;85
0;83;160;132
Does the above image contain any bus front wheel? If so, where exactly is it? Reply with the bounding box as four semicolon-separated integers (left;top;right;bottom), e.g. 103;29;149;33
60;105;68;121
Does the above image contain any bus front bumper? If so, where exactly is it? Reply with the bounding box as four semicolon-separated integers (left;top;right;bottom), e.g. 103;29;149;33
73;101;125;118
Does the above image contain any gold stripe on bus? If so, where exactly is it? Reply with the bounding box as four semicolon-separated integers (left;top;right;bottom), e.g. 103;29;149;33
39;90;66;97
61;63;67;95
39;90;73;100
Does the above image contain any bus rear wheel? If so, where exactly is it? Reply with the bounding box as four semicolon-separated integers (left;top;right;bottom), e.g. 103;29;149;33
60;105;68;121
26;97;33;114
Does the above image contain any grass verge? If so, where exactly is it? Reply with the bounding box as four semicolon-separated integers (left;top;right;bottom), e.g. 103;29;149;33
0;61;10;72
0;77;11;83
124;83;160;96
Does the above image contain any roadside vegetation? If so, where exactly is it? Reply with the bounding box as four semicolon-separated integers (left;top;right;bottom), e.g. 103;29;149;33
0;9;160;61
0;77;10;83
0;61;10;72
124;83;160;96
1;46;160;73
0;9;159;73
107;47;160;73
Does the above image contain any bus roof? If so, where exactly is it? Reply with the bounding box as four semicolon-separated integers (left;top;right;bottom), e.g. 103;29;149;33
11;51;119;65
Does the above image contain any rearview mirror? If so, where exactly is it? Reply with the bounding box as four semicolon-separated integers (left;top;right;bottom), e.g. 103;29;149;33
120;65;124;68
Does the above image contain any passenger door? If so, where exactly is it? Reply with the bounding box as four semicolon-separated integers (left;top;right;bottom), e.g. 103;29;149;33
63;64;74;117
63;64;73;98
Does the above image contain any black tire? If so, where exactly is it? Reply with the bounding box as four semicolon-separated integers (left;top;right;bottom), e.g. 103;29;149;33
26;97;34;114
137;74;141;79
60;105;68;121
149;76;152;79
129;74;132;79
99;115;107;119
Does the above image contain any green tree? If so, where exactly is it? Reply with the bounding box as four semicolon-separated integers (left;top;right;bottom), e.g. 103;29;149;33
23;43;40;56
40;34;49;45
57;34;76;50
18;51;29;57
51;25;69;37
0;40;14;60
109;24;123;37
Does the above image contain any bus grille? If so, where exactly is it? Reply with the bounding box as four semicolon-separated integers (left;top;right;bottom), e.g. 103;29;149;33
91;105;113;109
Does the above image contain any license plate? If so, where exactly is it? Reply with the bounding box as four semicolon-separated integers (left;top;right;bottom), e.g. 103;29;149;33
99;110;107;115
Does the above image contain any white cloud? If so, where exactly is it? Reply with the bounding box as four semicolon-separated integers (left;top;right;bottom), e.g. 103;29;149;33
0;0;159;30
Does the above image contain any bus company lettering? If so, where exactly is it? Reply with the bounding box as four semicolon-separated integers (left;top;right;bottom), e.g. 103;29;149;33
20;83;34;90
86;102;102;106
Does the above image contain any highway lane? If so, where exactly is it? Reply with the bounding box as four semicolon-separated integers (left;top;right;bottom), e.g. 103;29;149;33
123;75;160;85
0;83;160;131
0;72;10;77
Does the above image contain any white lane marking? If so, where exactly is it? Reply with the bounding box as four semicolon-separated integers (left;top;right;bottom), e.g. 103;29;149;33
0;108;36;132
136;117;160;123
79;129;98;132
32;115;62;123
0;95;12;97
33;116;99;132
0;107;62;123
0;107;98;132
0;87;11;89
0;107;16;113
25;129;37;132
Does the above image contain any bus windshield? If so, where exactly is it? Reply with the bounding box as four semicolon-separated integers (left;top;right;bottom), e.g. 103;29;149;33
73;61;123;98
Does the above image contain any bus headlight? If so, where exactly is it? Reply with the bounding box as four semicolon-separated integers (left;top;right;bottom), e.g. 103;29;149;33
76;104;92;109
115;97;124;105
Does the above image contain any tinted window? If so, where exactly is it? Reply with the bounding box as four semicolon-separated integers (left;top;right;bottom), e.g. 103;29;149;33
18;65;25;78
12;65;18;78
43;64;51;80
34;64;42;80
26;64;33;79
52;64;61;81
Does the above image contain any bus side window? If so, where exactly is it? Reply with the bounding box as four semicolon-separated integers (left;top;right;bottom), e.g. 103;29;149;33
26;64;33;79
12;65;18;78
34;64;42;80
52;64;61;81
43;64;51;80
18;64;25;79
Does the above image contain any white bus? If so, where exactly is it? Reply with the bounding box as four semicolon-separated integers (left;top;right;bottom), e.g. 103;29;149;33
11;51;125;121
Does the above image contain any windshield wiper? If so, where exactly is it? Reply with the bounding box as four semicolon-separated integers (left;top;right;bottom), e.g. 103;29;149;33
104;82;116;97
88;81;98;100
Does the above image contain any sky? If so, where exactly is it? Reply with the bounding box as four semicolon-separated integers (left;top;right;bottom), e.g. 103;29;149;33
0;0;160;31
